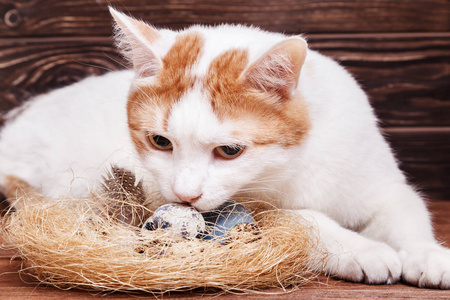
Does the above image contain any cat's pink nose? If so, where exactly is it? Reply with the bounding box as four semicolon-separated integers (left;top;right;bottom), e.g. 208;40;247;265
175;193;202;204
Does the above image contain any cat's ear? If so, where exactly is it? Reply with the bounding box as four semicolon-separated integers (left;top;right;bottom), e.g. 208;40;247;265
109;7;162;78
241;37;307;100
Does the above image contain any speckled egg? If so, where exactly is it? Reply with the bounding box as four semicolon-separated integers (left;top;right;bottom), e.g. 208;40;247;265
201;201;257;244
142;203;206;239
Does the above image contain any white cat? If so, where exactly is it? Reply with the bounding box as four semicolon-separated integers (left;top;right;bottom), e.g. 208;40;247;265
1;7;449;288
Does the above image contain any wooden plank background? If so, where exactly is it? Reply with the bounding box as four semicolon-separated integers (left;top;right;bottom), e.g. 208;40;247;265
0;0;449;199
1;0;449;36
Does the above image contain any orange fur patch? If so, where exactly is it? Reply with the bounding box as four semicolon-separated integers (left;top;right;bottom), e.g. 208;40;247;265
128;31;309;156
204;49;310;147
3;175;41;210
128;32;204;156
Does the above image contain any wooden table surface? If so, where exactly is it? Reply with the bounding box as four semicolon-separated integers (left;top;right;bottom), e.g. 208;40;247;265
1;201;450;299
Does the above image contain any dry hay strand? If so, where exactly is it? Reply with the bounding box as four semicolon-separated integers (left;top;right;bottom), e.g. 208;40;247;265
0;176;326;294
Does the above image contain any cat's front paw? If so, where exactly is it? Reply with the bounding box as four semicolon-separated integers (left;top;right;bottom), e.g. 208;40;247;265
400;245;450;289
326;241;401;284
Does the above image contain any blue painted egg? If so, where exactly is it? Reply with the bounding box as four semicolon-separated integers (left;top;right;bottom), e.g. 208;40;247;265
200;201;256;244
142;203;206;239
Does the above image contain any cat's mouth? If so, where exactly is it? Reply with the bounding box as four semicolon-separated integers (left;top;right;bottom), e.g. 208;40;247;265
173;193;202;206
168;190;230;212
178;198;223;212
189;194;202;204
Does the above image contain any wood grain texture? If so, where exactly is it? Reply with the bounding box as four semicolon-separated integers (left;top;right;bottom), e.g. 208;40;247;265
0;0;449;37
1;201;450;298
386;128;450;200
1;33;448;126
310;33;450;127
0;37;125;119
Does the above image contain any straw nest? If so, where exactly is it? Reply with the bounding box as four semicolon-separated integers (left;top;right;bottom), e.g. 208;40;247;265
0;167;326;294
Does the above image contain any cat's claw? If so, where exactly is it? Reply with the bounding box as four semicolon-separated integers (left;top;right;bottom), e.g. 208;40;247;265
326;242;402;285
400;245;450;289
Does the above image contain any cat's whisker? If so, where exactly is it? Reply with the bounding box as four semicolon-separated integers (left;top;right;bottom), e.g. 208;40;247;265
100;50;131;70
71;61;116;73
238;186;288;197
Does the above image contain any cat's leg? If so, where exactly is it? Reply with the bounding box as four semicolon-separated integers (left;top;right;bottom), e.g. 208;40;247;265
297;209;402;284
360;183;450;289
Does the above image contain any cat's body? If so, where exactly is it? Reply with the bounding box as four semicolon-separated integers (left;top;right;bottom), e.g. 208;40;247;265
1;8;449;288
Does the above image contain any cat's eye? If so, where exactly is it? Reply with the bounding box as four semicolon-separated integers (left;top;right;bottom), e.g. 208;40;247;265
148;135;173;150
214;145;245;160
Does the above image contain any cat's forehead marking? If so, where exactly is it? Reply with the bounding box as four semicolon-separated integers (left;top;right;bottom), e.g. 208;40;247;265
128;31;204;155
204;48;249;115
128;31;203;106
158;31;203;104
203;48;311;147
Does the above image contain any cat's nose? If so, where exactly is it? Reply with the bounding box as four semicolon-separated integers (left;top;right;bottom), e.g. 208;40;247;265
175;192;202;204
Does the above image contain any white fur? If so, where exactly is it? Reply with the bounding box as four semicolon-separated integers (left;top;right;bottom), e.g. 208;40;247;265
1;11;449;288
0;71;144;198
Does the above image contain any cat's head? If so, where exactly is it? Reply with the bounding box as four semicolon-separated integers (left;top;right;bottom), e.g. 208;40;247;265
110;8;310;211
